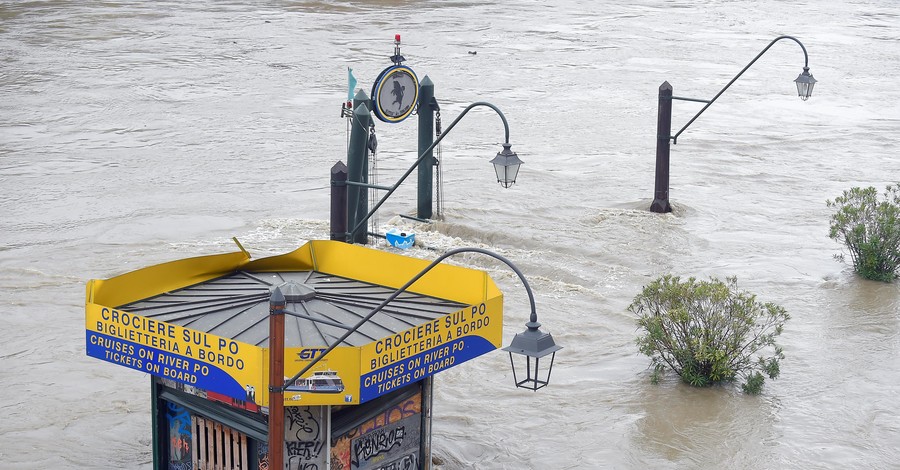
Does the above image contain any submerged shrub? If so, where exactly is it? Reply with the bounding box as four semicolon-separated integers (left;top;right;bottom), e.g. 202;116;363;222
629;275;788;394
827;183;900;282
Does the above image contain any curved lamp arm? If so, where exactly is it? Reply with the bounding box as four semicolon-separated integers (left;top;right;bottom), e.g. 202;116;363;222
278;247;538;390
349;102;511;240
672;35;811;144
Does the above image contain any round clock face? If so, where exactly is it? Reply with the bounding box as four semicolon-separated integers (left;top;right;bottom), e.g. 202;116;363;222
372;66;419;123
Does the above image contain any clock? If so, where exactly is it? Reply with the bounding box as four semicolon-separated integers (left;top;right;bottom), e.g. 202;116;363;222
371;65;419;123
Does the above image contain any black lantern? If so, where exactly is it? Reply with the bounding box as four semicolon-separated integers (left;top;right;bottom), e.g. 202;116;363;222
503;319;562;391
794;66;816;101
490;143;523;188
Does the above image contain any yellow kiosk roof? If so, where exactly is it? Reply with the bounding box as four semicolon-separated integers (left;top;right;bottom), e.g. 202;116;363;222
86;240;503;406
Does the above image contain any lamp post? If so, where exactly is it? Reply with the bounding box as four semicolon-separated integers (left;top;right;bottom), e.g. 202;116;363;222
266;247;560;467
273;247;559;391
346;102;523;242
650;35;816;213
267;288;286;470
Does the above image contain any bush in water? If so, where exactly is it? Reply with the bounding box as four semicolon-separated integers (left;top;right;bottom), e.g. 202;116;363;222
629;275;788;395
827;183;900;282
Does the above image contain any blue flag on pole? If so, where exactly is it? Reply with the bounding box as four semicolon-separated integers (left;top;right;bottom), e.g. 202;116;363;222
347;67;357;102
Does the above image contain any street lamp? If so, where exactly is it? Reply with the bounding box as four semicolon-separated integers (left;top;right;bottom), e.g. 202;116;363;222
502;313;561;391
273;246;559;392
266;247;560;469
491;143;524;189
794;66;817;101
650;35;816;213
343;101;522;242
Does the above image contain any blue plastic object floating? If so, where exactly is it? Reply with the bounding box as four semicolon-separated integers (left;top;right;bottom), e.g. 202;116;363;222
385;229;415;249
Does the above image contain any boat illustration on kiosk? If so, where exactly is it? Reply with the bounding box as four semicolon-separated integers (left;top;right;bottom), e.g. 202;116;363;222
285;370;345;393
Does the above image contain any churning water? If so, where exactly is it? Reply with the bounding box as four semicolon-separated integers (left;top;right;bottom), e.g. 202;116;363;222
1;1;899;468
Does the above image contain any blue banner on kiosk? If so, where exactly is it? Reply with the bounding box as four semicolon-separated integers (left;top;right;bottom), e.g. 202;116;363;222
359;336;495;402
86;331;248;400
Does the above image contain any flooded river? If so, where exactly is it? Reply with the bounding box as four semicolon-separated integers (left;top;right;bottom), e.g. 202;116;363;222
1;0;899;468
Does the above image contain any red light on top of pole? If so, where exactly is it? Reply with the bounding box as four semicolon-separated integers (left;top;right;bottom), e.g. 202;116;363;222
395;34;401;43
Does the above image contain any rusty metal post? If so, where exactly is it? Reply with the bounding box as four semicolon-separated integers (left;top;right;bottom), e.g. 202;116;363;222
268;287;286;470
651;81;673;213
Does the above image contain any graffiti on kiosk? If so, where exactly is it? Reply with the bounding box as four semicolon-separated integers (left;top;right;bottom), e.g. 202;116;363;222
166;402;193;470
331;395;422;470
353;426;405;465
350;414;422;470
285;406;326;470
372;453;417;470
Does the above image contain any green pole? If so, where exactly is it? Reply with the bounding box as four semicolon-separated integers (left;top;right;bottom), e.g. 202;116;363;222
353;90;372;244
353;87;372;117
417;76;435;219
347;91;371;244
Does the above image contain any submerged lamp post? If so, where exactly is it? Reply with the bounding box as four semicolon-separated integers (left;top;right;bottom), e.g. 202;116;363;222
650;35;816;213
344;102;522;242
270;247;560;391
266;247;560;466
268;288;286;470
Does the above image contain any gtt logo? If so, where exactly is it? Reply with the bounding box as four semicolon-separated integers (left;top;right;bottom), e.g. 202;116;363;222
297;348;327;360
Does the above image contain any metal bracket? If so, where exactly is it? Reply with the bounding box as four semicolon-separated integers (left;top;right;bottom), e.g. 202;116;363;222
399;214;432;223
671;96;712;104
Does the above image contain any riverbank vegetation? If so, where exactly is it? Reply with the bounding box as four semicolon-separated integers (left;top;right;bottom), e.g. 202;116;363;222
630;275;789;394
827;183;900;282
